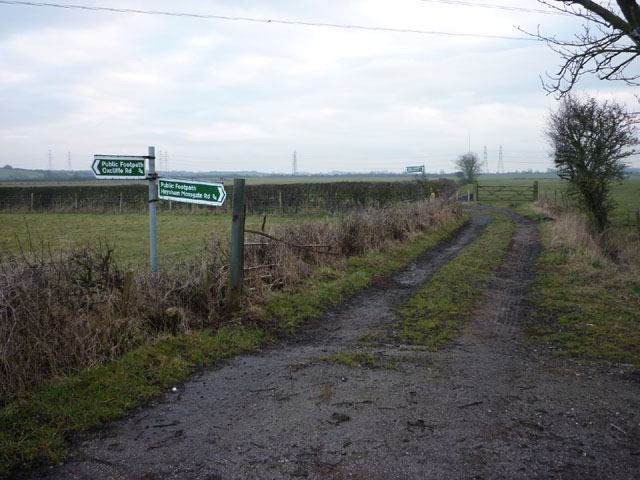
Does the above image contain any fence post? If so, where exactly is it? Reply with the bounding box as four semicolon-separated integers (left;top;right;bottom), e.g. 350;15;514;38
74;192;78;210
473;181;479;202
119;192;123;213
636;209;640;234
30;192;34;211
533;181;539;201
228;178;246;310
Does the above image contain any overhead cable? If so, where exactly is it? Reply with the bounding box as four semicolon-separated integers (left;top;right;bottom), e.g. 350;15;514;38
420;0;566;15
0;0;539;41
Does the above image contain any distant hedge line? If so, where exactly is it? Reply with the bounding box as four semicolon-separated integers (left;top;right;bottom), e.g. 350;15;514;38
0;180;456;214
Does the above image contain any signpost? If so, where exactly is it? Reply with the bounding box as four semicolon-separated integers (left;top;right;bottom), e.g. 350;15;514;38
158;178;226;206
405;165;425;174
92;155;146;179
91;148;228;276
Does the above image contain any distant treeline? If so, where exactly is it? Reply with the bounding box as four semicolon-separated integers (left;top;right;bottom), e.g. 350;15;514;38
0;180;457;214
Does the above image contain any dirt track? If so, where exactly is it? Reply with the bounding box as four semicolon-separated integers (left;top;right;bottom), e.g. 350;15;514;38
27;209;640;479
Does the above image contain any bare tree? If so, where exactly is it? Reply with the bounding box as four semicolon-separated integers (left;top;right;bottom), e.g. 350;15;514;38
546;93;638;231
530;1;640;96
454;153;482;185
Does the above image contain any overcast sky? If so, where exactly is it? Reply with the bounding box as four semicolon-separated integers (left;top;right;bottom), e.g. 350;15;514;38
1;0;638;174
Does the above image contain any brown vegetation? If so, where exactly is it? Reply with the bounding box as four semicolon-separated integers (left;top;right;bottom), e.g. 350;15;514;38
533;197;640;267
0;199;459;401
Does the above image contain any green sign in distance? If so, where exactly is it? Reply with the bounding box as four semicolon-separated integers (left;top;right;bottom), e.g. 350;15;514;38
92;155;146;179
405;165;424;173
158;178;227;206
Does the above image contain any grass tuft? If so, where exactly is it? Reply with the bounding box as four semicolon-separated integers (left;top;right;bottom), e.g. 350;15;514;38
320;352;400;370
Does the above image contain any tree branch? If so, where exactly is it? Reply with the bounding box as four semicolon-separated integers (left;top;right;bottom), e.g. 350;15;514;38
530;1;640;95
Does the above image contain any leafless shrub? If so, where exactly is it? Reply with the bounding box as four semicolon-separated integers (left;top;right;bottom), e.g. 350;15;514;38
533;198;640;270
128;234;231;330
244;199;459;288
0;243;132;398
1;199;459;400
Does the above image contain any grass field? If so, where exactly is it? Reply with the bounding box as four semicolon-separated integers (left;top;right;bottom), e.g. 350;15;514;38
471;177;640;227
0;212;328;265
2;177;637;266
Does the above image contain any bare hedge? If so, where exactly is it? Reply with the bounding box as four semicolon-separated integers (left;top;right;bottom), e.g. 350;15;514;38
0;198;459;401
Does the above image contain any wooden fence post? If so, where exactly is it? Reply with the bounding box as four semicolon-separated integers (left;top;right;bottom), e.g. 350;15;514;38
473;181;479;202
30;192;34;212
119;192;123;213
228;179;246;310
533;181;539;201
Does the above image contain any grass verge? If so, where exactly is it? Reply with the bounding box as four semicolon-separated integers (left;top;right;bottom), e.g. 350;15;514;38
0;215;467;477
384;212;514;348
526;222;640;367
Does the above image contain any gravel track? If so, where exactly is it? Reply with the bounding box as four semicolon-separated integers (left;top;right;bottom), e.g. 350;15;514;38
25;209;640;480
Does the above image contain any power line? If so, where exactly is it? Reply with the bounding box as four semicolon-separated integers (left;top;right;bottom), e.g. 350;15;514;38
419;0;566;15
0;0;540;41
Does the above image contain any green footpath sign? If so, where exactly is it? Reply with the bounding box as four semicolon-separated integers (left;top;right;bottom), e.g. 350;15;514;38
92;155;146;179
158;178;227;206
405;165;424;174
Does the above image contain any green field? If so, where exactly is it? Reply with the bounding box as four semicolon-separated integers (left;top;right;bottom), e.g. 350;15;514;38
0;212;328;265
470;177;640;227
2;176;637;266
